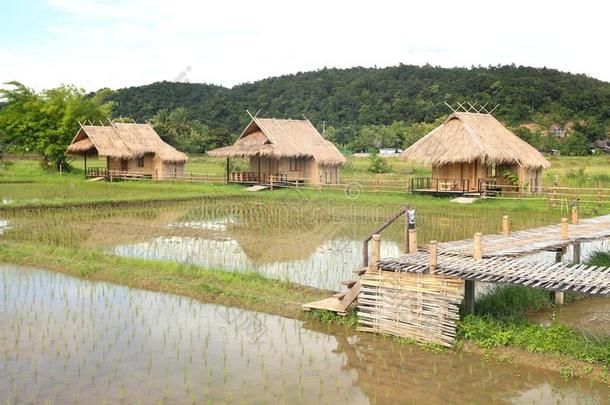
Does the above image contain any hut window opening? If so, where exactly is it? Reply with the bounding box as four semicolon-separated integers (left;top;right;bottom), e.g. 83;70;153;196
487;163;496;177
137;157;145;168
290;158;302;171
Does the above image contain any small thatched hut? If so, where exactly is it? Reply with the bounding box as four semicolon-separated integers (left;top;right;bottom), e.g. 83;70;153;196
66;122;187;179
207;117;346;185
402;112;550;193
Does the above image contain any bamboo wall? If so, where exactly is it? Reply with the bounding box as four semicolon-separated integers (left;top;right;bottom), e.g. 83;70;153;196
358;270;464;347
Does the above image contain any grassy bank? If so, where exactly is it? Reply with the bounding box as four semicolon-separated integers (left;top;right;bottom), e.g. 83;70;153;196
0;240;328;320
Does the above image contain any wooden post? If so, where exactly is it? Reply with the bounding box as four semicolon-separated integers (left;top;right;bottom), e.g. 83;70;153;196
270;175;274;191
571;205;579;225
502;215;510;237
225;157;230;184
553;248;566;305
573;241;581;265
473;232;483;260
403;210;409;253
560;218;569;240
428;240;438;274
465;232;483;315
408;229;417;254
371;234;381;273
362;241;369;270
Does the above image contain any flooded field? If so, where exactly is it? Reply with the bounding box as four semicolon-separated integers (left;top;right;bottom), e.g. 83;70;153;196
0;198;567;290
1;264;608;404
529;297;610;338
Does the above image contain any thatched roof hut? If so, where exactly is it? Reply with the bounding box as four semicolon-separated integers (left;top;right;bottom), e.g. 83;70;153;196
208;117;346;185
67;122;187;179
67;122;187;162
209;117;345;165
402;112;550;193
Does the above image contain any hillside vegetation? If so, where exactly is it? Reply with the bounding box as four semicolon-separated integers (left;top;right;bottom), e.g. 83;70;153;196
107;64;610;150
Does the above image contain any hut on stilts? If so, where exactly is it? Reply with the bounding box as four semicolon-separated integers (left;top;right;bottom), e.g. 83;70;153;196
404;110;550;195
207;117;346;186
66;121;188;180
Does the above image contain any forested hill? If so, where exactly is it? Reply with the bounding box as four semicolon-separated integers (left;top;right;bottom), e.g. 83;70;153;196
107;64;610;135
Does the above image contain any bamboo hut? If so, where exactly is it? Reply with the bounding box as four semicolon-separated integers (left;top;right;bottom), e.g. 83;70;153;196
66;122;187;179
402;112;550;194
207;117;346;185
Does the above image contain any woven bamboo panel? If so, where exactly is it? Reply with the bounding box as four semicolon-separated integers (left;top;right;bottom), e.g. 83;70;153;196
358;271;464;347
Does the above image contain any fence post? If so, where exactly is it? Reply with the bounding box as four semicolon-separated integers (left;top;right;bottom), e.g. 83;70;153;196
571;201;579;225
502;215;510;237
560;218;569;240
371;234;381;273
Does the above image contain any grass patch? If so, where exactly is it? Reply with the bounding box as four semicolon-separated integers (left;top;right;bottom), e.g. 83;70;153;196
459;265;610;365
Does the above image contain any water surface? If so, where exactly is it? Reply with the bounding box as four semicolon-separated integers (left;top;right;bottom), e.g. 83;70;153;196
1;264;608;404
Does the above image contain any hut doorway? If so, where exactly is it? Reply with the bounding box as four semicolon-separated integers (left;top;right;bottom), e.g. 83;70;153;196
120;159;128;171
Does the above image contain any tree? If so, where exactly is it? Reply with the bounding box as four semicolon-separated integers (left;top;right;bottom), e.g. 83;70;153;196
558;132;590;156
368;152;391;173
0;82;112;170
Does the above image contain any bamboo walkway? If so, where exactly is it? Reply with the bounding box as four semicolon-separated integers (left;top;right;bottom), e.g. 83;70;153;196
378;214;610;296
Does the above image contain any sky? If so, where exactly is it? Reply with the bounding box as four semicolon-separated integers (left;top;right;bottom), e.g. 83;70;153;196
1;0;609;91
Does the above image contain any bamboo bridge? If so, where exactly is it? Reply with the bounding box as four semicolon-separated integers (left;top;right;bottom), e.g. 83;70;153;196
303;209;610;347
379;214;610;296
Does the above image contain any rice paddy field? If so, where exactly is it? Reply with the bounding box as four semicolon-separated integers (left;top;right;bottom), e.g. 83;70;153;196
2;264;609;404
1;158;610;402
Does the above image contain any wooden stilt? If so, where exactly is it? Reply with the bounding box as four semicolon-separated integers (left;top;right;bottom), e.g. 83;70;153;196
465;232;483;315
464;280;475;315
553;248;565;305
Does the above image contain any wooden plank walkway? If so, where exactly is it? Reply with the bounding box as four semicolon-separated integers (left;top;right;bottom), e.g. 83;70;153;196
433;214;610;258
378;215;610;296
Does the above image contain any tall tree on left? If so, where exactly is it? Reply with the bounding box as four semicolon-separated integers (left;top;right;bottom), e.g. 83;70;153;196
0;82;113;170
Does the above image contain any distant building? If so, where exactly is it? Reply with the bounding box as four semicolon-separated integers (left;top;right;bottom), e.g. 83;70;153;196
379;148;403;156
550;125;566;138
593;139;610;154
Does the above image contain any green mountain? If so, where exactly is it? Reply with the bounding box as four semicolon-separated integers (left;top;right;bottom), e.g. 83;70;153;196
106;64;610;148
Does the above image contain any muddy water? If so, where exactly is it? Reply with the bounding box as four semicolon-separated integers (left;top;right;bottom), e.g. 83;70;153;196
1;264;608;404
529;297;610;338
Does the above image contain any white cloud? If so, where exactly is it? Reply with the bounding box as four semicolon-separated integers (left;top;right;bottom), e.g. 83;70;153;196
1;0;609;91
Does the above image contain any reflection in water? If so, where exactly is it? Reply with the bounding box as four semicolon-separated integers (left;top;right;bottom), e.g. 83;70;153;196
1;265;608;404
114;237;402;290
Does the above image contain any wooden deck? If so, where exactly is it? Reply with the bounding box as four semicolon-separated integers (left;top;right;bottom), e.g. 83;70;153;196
378;214;610;295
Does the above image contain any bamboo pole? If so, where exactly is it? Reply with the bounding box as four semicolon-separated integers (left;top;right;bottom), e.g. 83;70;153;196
408;229;418;253
429;240;438;274
560;218;568;239
371;234;381;273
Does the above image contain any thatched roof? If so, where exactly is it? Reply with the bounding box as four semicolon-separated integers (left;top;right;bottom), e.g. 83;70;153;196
66;122;187;162
208;117;346;166
401;113;551;169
